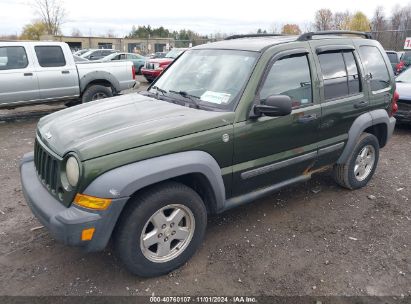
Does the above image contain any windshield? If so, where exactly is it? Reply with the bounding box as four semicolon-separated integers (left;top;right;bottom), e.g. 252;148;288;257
165;48;185;59
396;67;411;82
148;49;258;111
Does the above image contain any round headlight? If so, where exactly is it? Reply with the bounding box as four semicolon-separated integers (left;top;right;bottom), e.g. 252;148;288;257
66;156;80;187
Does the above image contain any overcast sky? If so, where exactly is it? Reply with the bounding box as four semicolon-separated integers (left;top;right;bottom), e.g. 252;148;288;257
1;0;410;37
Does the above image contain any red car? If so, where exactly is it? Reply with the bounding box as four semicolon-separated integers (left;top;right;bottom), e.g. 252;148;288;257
141;48;187;82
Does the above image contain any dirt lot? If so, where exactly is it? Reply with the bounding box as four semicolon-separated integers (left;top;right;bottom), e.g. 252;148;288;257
0;79;410;296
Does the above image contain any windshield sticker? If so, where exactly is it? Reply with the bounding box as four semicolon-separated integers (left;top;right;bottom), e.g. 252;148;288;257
200;91;231;104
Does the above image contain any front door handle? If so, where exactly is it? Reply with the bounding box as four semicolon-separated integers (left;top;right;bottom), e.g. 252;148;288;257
61;70;70;74
354;100;368;108
24;72;33;76
298;113;318;123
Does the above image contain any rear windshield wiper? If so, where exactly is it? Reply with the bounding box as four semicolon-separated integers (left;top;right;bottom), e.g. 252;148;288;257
169;90;201;109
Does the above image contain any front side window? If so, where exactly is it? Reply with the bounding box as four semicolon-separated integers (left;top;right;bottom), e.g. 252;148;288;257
318;50;361;100
260;54;312;108
35;46;66;67
0;46;28;70
359;46;390;91
148;49;258;111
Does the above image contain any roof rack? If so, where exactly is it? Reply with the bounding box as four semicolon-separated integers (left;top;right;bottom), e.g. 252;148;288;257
297;31;373;41
225;34;284;40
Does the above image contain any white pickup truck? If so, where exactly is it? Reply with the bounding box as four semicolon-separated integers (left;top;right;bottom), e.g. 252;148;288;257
0;41;137;108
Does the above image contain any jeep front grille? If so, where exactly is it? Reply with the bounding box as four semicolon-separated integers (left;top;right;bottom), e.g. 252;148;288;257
34;139;60;194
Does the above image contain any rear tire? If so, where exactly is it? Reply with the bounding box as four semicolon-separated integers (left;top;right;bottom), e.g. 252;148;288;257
81;85;113;103
114;181;207;277
333;133;380;190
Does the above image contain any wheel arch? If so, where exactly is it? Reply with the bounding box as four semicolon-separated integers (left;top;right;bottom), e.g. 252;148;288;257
337;109;393;164
80;71;121;94
82;151;226;214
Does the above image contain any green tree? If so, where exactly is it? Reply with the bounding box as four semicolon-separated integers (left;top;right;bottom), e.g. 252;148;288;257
20;21;47;40
349;12;371;32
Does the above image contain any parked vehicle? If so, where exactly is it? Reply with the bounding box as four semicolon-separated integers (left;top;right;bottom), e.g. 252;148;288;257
81;49;118;61
149;52;167;59
73;54;88;62
386;50;402;74
394;68;411;123
0;42;136;108
20;31;397;277
141;48;187;82
73;49;90;56
101;52;147;74
396;50;411;75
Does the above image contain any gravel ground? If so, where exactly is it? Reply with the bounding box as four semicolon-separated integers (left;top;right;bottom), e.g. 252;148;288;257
0;81;410;296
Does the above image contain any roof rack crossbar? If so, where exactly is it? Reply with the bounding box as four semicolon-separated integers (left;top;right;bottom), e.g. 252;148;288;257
225;34;284;40
297;31;372;41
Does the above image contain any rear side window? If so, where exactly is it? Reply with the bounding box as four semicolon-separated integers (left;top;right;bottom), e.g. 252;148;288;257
386;52;398;64
359;46;390;92
0;46;28;70
318;51;361;100
35;46;66;67
260;54;312;108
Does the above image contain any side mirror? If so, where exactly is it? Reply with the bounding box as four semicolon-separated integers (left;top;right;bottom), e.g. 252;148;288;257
253;95;292;117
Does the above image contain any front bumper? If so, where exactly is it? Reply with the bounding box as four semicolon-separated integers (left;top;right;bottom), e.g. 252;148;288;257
20;152;128;252
394;110;411;123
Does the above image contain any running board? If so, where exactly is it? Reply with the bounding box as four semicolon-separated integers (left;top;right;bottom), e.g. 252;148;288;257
222;175;311;212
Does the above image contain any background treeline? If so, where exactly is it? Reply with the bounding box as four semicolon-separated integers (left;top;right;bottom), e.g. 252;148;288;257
2;0;411;50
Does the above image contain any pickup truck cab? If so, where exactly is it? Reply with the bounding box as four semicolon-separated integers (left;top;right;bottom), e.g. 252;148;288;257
141;48;187;82
20;31;397;277
0;42;136;108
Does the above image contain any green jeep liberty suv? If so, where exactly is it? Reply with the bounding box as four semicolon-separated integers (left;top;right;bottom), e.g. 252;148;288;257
20;31;398;277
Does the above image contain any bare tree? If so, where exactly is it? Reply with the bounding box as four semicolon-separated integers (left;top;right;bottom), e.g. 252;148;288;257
33;0;66;36
334;11;352;30
314;9;333;31
71;28;82;37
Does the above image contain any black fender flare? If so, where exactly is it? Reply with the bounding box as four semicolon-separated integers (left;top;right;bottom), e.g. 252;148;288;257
82;151;226;212
337;109;396;164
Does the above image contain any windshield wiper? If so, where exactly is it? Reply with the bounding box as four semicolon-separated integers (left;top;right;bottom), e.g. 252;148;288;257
169;90;201;109
151;85;167;96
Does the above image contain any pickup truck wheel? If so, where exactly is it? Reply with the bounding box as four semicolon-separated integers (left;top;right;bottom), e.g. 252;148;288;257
114;181;207;277
81;85;113;103
333;133;379;190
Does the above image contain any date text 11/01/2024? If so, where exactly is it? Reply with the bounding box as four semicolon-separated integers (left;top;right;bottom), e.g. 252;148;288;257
149;296;257;303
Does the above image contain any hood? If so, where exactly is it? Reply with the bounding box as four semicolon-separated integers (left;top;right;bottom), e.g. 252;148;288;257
37;93;234;160
396;82;411;101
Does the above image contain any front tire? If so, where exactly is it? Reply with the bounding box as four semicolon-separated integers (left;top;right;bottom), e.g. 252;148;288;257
81;85;113;103
114;182;207;277
333;133;380;189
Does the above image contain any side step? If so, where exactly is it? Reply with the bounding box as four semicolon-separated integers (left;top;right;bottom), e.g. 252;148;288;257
222;174;311;212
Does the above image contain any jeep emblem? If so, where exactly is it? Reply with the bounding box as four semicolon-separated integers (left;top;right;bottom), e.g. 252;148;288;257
222;133;230;143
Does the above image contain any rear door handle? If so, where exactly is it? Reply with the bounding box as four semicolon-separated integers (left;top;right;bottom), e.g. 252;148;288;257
24;73;33;76
298;114;318;123
354;100;368;108
61;70;70;74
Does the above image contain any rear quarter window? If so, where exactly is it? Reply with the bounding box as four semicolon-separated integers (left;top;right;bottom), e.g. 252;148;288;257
359;46;390;92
